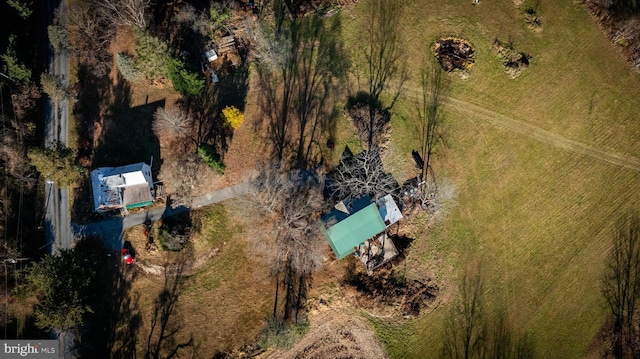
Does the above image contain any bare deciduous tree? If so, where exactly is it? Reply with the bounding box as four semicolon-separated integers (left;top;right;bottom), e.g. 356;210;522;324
93;0;149;29
252;163;296;214
0;133;33;185
417;177;457;221
603;211;640;358
153;106;193;144
68;0;115;77
251;163;326;323
328;148;399;202
250;20;292;72
417;62;447;185
160;148;200;209
175;4;209;39
357;0;407;148
10;83;41;121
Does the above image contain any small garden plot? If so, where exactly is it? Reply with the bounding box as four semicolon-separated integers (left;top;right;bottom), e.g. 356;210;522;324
434;37;475;73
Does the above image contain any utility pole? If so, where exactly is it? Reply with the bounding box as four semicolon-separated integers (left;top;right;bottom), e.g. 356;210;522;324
0;71;16;83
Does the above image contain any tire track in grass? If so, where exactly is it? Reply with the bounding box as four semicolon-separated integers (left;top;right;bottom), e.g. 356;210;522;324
446;97;640;172
398;83;640;172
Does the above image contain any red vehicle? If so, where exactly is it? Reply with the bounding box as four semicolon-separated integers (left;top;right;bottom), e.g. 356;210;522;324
121;248;135;265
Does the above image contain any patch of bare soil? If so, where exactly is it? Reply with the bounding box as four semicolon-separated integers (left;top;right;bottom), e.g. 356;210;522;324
342;235;440;317
260;307;388;359
434;37;475;73
135;247;220;276
493;39;532;78
342;263;440;318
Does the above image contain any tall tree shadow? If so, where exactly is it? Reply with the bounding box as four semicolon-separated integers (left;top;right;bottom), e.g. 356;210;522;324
601;211;640;358
145;261;193;359
74;64;112;166
92;75;163;178
78;255;142;358
71;64;115;224
255;8;348;168
350;0;407;150
441;263;535;359
186;61;250;161
441;263;486;359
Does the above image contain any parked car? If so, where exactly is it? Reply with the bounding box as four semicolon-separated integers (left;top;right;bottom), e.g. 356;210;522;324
121;248;135;265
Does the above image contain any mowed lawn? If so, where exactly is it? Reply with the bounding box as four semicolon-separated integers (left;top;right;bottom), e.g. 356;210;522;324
340;0;640;358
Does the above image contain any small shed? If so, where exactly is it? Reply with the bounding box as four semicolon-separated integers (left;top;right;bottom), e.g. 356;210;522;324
322;202;387;259
376;194;403;226
322;194;404;272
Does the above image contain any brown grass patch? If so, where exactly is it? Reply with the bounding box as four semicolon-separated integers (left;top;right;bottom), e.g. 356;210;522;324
128;200;274;356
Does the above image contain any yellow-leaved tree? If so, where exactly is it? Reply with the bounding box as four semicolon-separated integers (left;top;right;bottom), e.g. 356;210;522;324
221;106;244;129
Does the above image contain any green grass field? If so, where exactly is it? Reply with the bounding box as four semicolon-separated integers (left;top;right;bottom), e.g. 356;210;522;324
339;0;640;357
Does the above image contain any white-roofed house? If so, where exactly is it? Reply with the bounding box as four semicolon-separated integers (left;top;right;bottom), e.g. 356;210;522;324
90;162;154;212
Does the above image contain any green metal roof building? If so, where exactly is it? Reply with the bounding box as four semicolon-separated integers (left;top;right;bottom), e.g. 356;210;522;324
322;202;387;259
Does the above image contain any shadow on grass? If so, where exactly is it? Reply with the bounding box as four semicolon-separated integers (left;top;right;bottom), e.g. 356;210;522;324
92;75;163;179
145;261;194;359
71;61;113;225
74;64;113;166
254;13;347;168
78;255;142;358
441;265;536;358
185;62;250;162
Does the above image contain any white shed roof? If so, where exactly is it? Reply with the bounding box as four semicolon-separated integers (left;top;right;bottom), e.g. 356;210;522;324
122;171;147;186
376;194;403;226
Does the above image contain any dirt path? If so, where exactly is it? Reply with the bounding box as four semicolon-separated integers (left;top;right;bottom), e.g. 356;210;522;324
447;97;640;172
400;84;640;172
136;247;220;276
